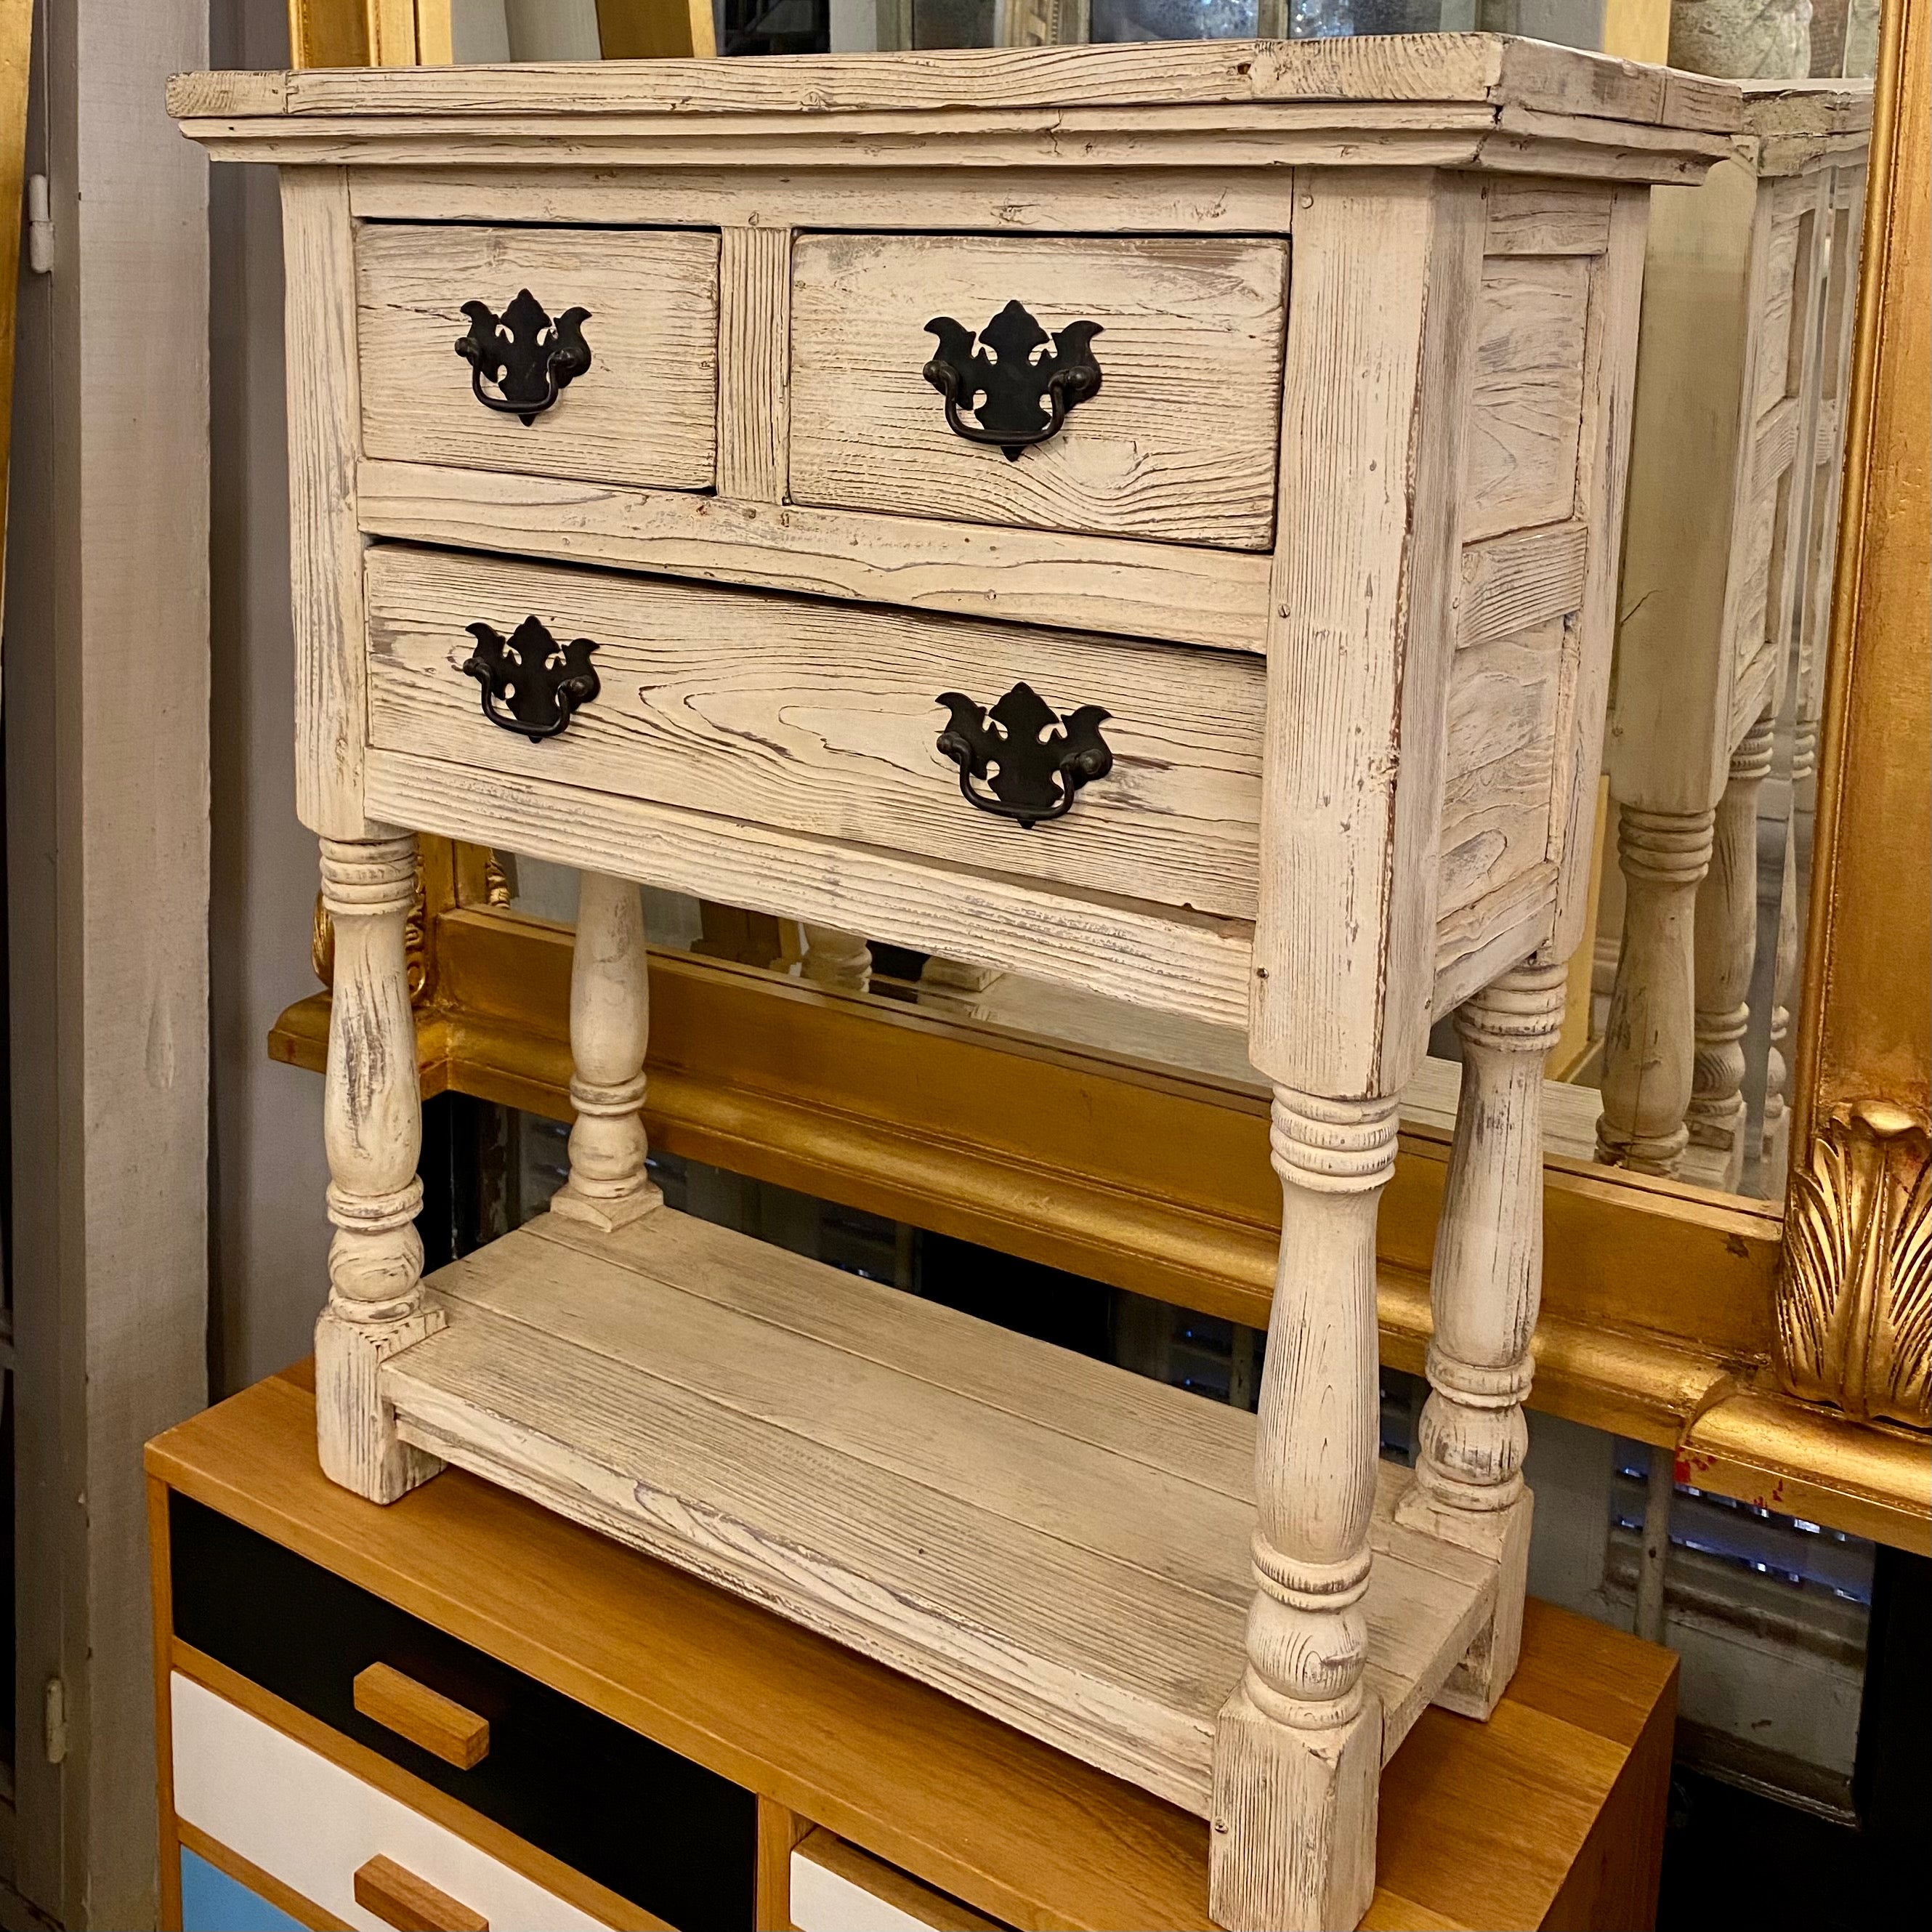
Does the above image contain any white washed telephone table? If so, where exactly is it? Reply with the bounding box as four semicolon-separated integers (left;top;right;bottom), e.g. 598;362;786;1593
173;39;1733;1929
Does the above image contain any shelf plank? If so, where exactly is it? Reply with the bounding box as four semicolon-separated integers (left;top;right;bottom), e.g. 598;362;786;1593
381;1209;1494;1819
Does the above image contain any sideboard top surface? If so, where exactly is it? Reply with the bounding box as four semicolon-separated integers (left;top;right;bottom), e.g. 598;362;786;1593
172;35;1737;126
149;1367;1679;1932
168;36;1756;186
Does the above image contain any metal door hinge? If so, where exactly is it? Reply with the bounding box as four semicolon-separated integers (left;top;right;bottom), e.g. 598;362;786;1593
27;174;54;275
44;1675;68;1763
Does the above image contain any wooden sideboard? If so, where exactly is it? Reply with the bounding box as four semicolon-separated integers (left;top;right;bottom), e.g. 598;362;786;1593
149;1366;1678;1932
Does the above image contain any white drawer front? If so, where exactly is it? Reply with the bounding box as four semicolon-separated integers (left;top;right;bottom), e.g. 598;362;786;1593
170;1673;608;1931
788;1835;1003;1932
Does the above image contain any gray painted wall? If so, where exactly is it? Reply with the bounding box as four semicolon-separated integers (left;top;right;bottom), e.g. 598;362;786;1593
206;1;332;1398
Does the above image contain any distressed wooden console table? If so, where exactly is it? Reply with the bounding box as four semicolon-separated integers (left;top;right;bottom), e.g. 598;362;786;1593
171;38;1729;1927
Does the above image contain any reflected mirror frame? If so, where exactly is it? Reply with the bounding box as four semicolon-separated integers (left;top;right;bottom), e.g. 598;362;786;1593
275;0;1929;1548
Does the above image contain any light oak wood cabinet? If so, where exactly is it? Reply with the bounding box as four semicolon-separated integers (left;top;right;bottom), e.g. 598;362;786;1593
172;38;1731;1929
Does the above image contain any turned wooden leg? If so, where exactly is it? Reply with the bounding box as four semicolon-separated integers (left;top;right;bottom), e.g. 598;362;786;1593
1686;714;1774;1186
1211;1092;1395;1932
1596;807;1714;1175
1395;961;1567;1718
313;834;442;1504
552;870;663;1231
799;923;873;994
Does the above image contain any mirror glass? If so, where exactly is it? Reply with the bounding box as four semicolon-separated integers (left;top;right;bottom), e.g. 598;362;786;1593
441;0;1878;1205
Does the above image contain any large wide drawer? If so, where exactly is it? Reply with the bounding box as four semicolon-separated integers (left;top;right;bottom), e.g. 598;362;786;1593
788;233;1288;551
364;544;1265;921
355;222;720;491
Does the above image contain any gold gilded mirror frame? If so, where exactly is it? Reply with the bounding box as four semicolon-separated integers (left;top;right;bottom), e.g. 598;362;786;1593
271;0;1930;1551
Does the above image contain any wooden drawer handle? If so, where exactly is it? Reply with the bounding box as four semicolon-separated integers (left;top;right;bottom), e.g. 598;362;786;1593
352;1662;490;1770
354;1854;488;1932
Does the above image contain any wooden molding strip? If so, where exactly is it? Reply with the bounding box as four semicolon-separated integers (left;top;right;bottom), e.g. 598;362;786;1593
356;459;1273;657
1680;1388;1932;1556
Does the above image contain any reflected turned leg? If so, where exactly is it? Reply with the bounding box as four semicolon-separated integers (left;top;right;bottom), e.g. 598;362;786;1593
1396;961;1567;1716
1686;713;1774;1187
313;833;442;1504
553;870;663;1230
1596;807;1715;1174
799;923;873;995
1211;1092;1396;1932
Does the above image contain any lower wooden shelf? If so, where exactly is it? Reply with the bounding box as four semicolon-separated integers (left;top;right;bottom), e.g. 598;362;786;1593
380;1206;1495;1819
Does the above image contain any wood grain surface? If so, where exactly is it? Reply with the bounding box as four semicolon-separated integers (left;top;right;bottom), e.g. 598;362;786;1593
166;35;1739;129
364;544;1266;921
354;459;1275;655
1436;619;1564;919
378;1209;1492;1820
1464;255;1590;542
149;1370;1679;1932
356;223;719;491
352;1662;490;1771
789;233;1288;551
283;169;380;838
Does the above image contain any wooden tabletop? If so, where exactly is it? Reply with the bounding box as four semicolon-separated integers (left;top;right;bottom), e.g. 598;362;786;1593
148;1367;1677;1932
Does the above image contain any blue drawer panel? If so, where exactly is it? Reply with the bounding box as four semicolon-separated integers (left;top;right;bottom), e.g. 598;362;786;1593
179;1847;307;1932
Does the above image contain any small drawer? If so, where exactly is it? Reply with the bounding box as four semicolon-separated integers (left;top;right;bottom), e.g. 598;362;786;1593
355;222;720;491
170;1495;756;1930
172;1672;605;1931
788;233;1288;551
788;1831;1005;1932
364;543;1266;921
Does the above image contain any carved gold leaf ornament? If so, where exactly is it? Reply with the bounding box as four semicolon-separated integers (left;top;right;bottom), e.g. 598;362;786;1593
1778;1101;1931;1428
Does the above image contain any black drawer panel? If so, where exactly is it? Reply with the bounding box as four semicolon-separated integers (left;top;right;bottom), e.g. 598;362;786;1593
170;1494;756;1931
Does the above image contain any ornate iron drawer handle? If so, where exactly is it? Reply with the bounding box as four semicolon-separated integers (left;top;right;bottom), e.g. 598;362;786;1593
462;616;600;743
923;301;1103;461
935;682;1113;829
454;288;592;424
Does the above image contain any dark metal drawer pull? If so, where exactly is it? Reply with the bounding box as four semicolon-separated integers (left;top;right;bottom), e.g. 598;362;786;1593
455;288;592;424
923;300;1103;461
936;682;1113;829
462;615;600;743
